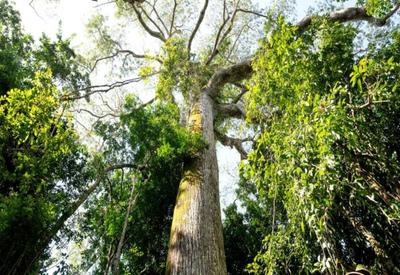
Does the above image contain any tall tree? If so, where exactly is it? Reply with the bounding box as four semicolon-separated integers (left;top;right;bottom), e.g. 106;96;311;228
69;0;400;273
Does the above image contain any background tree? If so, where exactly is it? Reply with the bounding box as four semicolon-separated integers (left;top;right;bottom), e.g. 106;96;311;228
241;4;400;274
0;1;93;273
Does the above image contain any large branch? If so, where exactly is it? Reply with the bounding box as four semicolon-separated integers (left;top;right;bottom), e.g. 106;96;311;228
205;59;252;98
297;4;400;32
215;130;248;159
206;3;400;99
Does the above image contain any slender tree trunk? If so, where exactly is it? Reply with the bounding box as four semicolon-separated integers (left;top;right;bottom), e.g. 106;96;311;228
111;181;138;275
166;92;227;274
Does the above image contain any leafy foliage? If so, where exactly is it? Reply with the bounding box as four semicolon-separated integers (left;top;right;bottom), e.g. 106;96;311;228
0;1;92;273
0;71;91;274
0;0;89;97
241;17;400;274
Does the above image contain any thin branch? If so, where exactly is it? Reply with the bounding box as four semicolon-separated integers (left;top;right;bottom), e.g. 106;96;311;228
382;2;400;22
111;178;138;275
207;1;230;65
232;85;248;104
93;0;116;8
354;99;390;109
90;50;161;73
206;1;241;65
131;3;166;41
139;5;167;39
224;23;247;63
62;73;158;101
29;0;44;21
187;0;209;58
237;8;267;18
75;108;119;119
105;163;137;172
169;0;178;35
145;0;170;36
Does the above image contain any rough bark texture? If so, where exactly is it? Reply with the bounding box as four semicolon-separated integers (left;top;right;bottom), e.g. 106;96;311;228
166;92;226;275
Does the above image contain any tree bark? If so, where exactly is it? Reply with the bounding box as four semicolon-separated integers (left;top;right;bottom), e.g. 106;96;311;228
166;92;227;275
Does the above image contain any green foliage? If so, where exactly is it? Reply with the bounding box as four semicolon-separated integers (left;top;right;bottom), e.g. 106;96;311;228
223;203;266;275
0;71;91;274
0;0;89;97
335;0;398;17
242;18;400;274
0;2;92;273
156;37;212;102
0;0;33;94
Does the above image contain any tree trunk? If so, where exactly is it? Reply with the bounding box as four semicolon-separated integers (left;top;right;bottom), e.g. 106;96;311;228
166;92;227;274
111;181;138;275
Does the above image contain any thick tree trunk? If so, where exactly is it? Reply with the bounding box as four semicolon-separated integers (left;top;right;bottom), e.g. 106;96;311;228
166;92;227;274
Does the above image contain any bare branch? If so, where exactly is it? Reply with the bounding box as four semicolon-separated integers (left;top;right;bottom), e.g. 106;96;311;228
224;23;247;63
93;1;116;8
62;74;157;101
139;5;167;39
206;3;240;65
75;108;119;119
215;130;248;159
169;0;178;35
131;3;166;41
145;0;170;36
90;50;161;73
187;0;209;58
236;8;267;18
207;2;230;65
29;0;44;20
